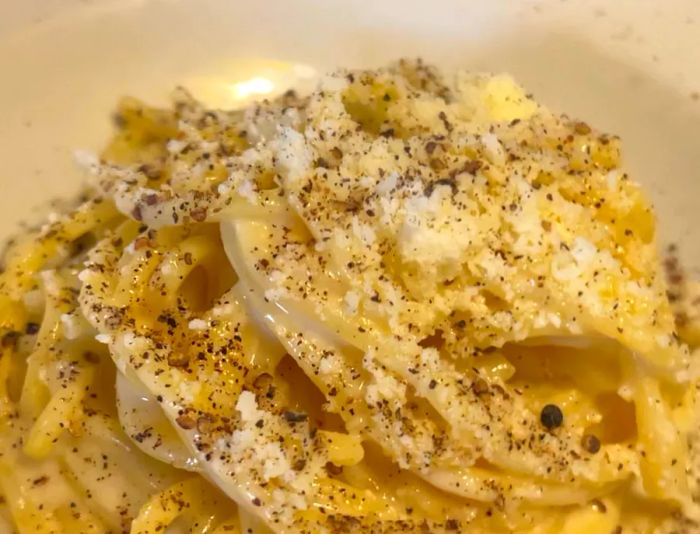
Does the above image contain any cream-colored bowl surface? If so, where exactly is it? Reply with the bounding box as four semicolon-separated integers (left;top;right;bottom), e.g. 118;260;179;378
1;0;699;269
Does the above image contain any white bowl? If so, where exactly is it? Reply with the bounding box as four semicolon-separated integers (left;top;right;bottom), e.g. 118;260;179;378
1;0;699;268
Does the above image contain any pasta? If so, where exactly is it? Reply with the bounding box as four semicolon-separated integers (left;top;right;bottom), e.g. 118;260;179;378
1;59;700;533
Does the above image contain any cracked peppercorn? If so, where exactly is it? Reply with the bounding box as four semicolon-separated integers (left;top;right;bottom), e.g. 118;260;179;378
25;322;40;335
581;434;601;454
540;404;563;429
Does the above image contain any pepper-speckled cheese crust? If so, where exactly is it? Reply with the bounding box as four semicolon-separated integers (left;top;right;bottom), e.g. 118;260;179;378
4;60;697;534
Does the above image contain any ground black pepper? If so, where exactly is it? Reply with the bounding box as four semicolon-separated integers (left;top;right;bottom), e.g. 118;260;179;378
581;434;601;454
283;411;308;423
25;322;40;335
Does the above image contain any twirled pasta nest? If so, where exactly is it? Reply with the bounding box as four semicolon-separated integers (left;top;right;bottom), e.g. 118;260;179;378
1;60;699;534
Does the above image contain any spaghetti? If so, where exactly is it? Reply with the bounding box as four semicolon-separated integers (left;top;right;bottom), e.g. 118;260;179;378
1;60;699;533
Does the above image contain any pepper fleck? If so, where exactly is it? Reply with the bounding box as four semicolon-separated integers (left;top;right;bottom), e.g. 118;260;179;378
590;499;607;513
581;434;601;454
445;519;459;530
574;121;592;135
167;351;190;368
175;415;196;430
283;411;308;423
131;205;143;221
25;322;40;335
190;207;207;222
471;378;489;396
293;458;307;471
325;462;343;476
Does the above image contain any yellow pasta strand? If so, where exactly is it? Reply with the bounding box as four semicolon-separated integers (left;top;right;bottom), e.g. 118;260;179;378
1;199;119;298
0;346;14;418
634;375;689;504
18;352;51;421
0;466;63;534
23;363;95;459
318;430;365;466
130;477;217;534
128;475;237;534
211;517;242;534
53;504;106;534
